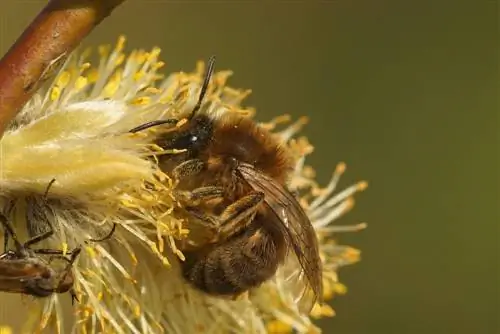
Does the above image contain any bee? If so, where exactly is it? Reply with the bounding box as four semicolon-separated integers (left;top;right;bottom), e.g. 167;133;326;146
4;178;117;251
130;56;323;310
0;212;81;303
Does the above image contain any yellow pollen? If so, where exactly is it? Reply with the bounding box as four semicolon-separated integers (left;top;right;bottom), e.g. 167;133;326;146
357;180;369;191
103;69;122;97
116;35;127;52
176;118;188;127
98;44;110;58
334;282;348;295
74;76;88;90
130;96;151;106
115;53;125;66
354;222;368;231
50;86;61;101
175;249;185;261
154;61;165;69
343;198;355;211
133;71;145;81
336;162;346;174
87;68;99;83
85;246;97;258
62;242;68;255
148;47;162;61
135;51;147;65
145;87;161;94
344;247;361;262
80;62;91;71
56;71;71;88
310;303;336;319
0;326;12;334
266;320;293;333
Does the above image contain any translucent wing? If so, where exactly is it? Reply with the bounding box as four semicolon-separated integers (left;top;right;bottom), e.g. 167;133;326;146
237;163;323;311
26;196;54;238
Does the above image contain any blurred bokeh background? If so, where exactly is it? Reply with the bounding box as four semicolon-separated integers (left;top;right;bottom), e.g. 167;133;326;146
0;1;496;333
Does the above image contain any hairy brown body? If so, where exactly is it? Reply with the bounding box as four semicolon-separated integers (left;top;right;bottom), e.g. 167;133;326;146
131;56;322;308
156;113;293;295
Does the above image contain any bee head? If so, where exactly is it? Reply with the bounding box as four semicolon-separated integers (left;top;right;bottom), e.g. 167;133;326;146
157;114;213;155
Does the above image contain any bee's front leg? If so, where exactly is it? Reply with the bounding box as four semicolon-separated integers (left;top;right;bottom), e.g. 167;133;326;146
172;159;206;181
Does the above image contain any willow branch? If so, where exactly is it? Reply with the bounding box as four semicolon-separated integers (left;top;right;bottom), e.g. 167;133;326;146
0;0;127;136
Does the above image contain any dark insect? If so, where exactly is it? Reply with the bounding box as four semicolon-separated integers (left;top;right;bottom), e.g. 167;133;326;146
0;213;80;303
5;178;117;251
130;56;323;311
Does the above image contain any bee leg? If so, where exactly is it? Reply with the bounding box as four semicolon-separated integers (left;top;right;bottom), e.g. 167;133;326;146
185;191;265;240
0;213;9;252
0;213;28;254
34;248;76;256
45;248;81;304
55;247;81;293
175;186;225;206
69;288;79;305
184;207;220;231
217;191;265;239
172;159;206;181
23;229;54;249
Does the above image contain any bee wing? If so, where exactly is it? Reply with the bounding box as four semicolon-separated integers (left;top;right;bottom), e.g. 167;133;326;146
237;163;323;310
26;197;54;237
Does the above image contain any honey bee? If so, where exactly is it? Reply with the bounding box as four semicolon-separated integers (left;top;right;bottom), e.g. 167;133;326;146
130;56;323;310
0;212;81;303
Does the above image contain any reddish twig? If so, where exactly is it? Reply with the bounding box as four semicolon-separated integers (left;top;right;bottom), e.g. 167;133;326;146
0;0;127;136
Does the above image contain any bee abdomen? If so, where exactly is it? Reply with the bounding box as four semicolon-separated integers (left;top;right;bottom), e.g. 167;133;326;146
181;227;286;296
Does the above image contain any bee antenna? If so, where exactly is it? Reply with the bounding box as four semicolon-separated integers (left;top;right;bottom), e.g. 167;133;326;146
128;55;216;133
44;178;56;199
188;55;216;120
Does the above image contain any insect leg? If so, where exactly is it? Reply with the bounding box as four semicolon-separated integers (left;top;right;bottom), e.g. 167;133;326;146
0;213;25;253
217;191;264;239
185;191;264;240
175;186;225;206
57;247;81;305
33;248;76;256
172;159;206;181
87;223;117;243
184;207;220;230
43;178;56;199
23;229;54;249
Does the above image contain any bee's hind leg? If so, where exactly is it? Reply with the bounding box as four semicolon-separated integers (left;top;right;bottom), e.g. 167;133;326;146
185;191;264;241
175;186;225;206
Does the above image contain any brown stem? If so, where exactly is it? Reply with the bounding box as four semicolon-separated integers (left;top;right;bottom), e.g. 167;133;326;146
0;0;127;136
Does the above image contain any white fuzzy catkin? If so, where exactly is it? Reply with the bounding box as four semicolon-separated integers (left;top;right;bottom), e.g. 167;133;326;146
0;36;367;334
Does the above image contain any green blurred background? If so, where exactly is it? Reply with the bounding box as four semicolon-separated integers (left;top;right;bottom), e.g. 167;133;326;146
0;1;497;333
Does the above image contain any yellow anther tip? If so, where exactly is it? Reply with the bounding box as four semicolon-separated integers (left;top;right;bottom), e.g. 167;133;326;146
357;180;369;191
335;162;346;174
266;320;293;333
